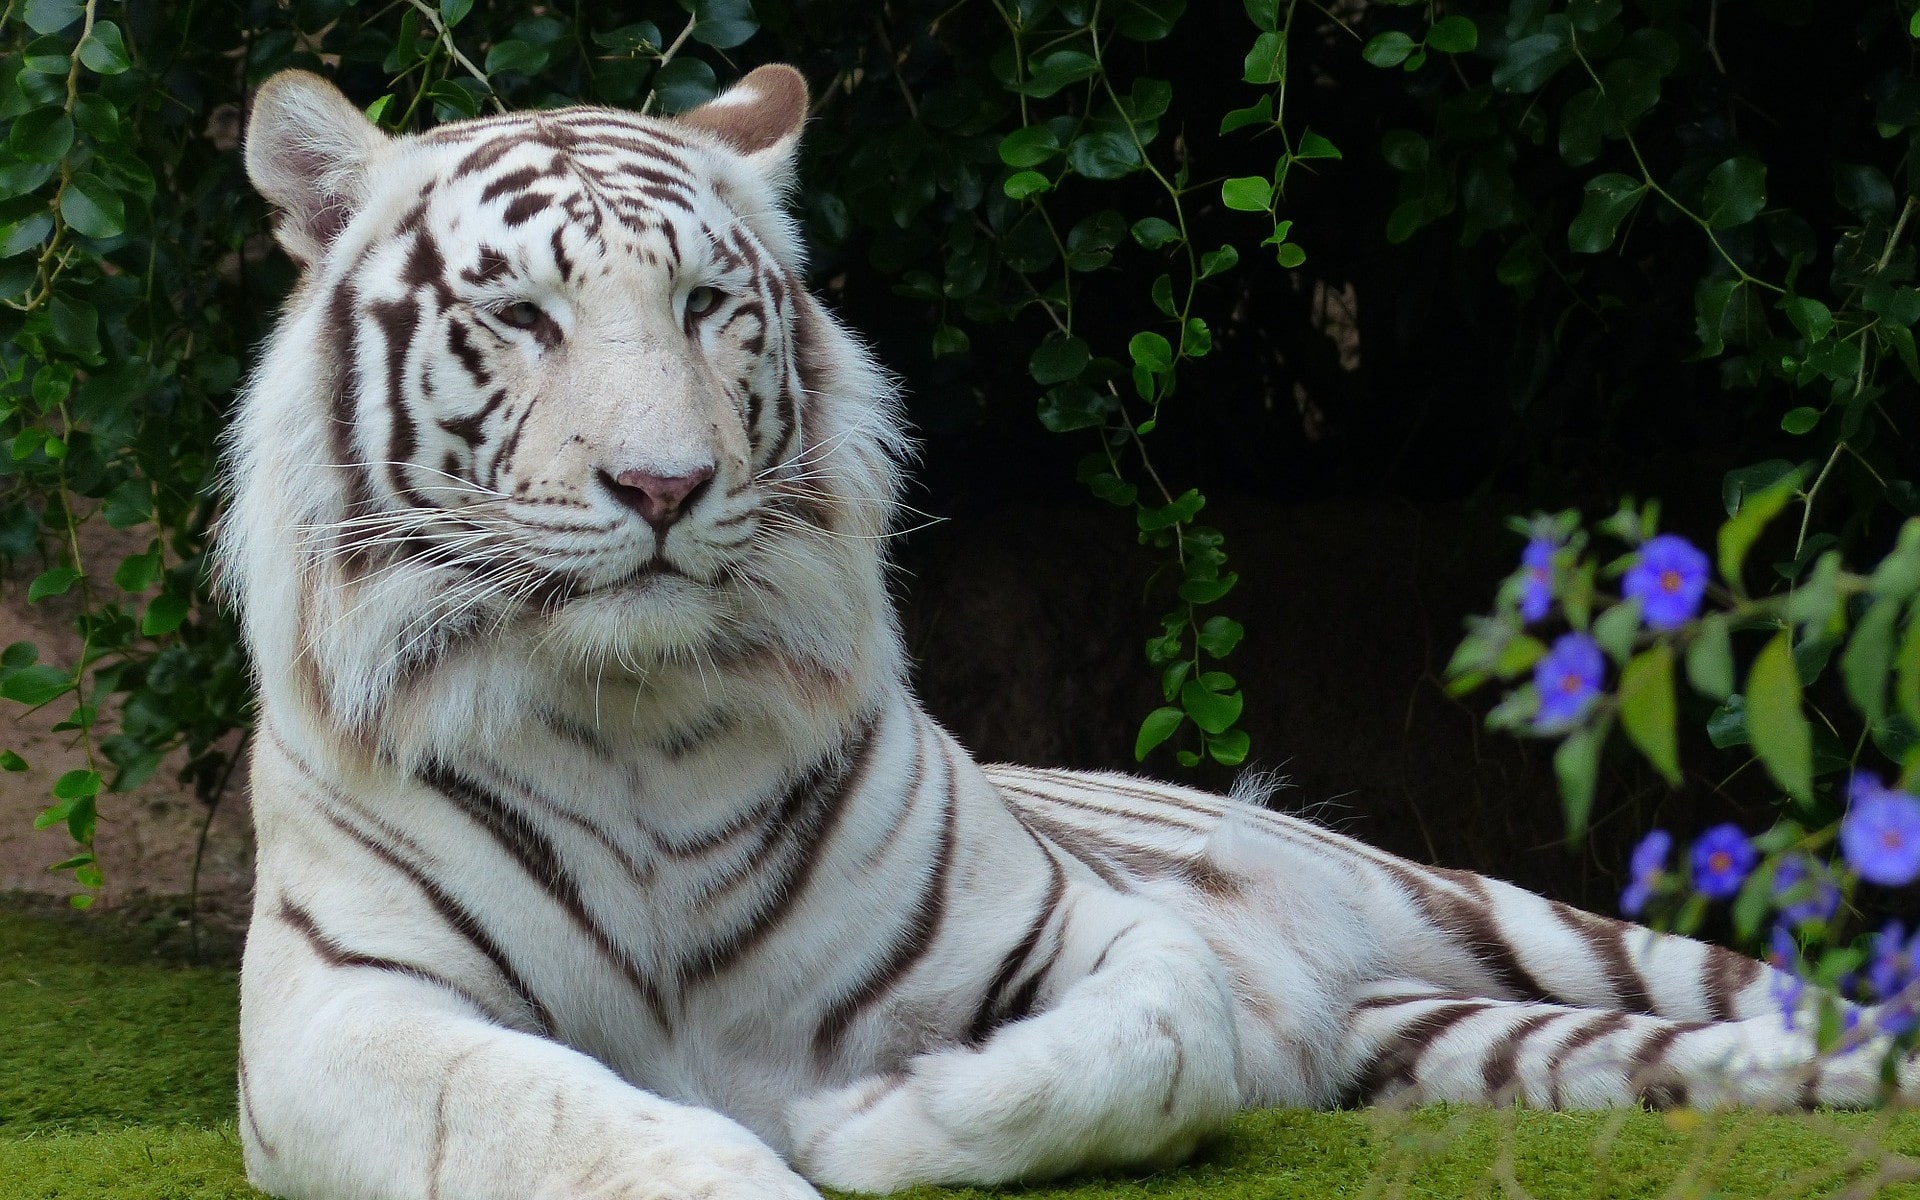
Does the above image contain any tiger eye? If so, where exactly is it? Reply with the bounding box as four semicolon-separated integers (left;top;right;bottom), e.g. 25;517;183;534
499;300;545;330
685;286;719;317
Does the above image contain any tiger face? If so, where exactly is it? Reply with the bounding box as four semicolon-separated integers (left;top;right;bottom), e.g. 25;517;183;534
233;68;904;702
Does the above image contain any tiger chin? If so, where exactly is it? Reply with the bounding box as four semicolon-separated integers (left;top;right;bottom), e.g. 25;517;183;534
223;63;1909;1200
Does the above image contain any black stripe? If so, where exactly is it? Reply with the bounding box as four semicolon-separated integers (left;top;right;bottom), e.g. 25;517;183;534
1479;1010;1563;1100
317;809;554;1034
1551;901;1656;1013
813;741;959;1062
678;710;882;983
1352;1000;1489;1102
965;850;1065;1044
419;760;670;1027
276;895;506;1021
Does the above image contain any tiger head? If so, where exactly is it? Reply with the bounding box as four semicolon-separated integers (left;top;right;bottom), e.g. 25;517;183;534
224;67;907;747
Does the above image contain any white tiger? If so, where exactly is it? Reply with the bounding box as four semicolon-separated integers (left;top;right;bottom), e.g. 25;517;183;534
225;63;1904;1200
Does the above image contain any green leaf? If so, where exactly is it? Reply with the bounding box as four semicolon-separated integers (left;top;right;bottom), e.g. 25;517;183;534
142;593;188;636
1015;50;1098;98
1243;0;1279;30
1132;217;1181;249
1135;706;1185;758
1275;242;1306;268
1221;176;1272;212
650;57;717;113
998;126;1062;168
51;767;99;799
10;109;74;162
112;547;160;593
1002;170;1051;200
1554;724;1604;843
1568;173;1645;253
59;173;125;239
689;0;758;49
1150;273;1175;315
1207;728;1251;766
1029;334;1091;385
1066;131;1141;180
1619;645;1680;785
1115;0;1185;40
1843;596;1901;723
1869;520;1920;599
1559;89;1604;167
1592;599;1642;665
1569;0;1622;31
484;39;550;74
1363;31;1417;69
1783;296;1833;342
1243;31;1286;83
1747;631;1813;802
1685;614;1734;700
440;0;475;25
1128;331;1173;373
1899;604;1920;730
0;750;25;771
1427;15;1478;53
1197;616;1244;658
76;20;131;73
1180;679;1243;734
1702;157;1767;229
1780;406;1820;435
931;325;969;358
1834;164;1895;221
1199;245;1238;279
1492;32;1571;92
1718;465;1805;594
1178;572;1238;604
1295;129;1342;160
1599;57;1660;121
27;566;77;602
1;664;69;706
22;0;81;34
1219;96;1274;136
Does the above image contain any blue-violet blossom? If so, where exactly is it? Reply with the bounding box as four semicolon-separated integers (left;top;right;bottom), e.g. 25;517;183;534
1533;632;1604;730
1690;824;1757;900
1622;534;1709;631
1842;773;1920;887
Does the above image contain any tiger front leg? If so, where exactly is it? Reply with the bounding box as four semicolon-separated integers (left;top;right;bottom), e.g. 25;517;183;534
241;923;819;1200
786;890;1242;1191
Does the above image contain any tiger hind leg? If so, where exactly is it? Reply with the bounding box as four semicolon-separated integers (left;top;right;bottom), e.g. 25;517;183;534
1341;981;1902;1110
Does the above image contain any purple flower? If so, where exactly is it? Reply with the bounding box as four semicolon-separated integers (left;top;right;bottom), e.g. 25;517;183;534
1621;829;1671;917
1869;921;1920;1001
1767;925;1804;1027
1841;773;1920;887
1690;823;1757;900
1771;852;1841;928
1533;632;1604;730
1520;537;1556;624
1622;534;1710;631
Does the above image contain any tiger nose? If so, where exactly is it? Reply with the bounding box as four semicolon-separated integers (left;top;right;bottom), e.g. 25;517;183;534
601;465;715;531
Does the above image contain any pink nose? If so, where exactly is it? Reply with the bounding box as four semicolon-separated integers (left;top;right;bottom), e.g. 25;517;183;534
602;465;714;531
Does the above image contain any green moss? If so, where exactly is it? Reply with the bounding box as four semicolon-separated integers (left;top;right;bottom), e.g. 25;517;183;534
0;906;240;1133
6;900;1920;1198
0;1126;259;1199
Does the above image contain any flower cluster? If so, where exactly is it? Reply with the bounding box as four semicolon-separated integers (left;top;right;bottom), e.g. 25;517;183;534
1510;528;1710;735
1625;772;1920;1045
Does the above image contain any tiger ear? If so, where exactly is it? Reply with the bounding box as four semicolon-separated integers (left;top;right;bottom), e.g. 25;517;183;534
245;70;389;266
675;64;808;187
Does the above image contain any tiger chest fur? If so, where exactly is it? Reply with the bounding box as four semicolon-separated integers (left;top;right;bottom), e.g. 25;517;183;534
226;63;1909;1200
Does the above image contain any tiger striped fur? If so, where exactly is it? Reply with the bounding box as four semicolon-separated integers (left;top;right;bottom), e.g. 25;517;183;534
225;65;1908;1200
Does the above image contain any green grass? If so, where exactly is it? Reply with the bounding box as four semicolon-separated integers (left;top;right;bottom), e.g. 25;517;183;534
4;899;1920;1198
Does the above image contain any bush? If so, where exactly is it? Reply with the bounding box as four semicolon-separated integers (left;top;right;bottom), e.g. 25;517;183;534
0;0;1914;918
